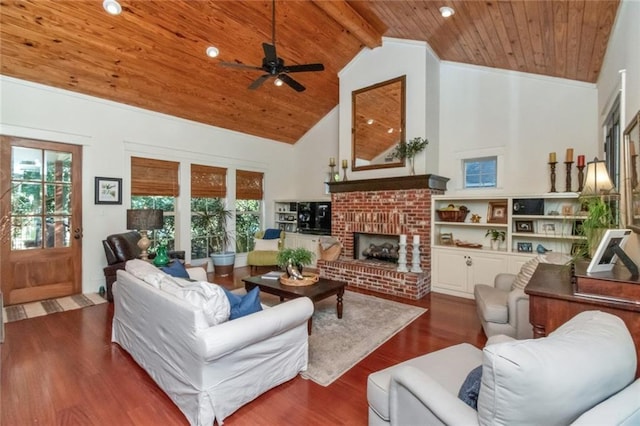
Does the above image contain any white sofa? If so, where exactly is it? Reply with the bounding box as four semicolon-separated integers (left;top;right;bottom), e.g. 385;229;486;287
368;310;639;425
112;265;314;425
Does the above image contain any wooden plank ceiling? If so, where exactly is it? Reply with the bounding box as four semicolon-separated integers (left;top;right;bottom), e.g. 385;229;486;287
0;1;619;145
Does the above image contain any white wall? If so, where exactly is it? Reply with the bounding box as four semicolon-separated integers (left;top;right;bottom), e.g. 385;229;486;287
440;63;598;195
338;38;439;179
597;0;640;258
0;76;295;294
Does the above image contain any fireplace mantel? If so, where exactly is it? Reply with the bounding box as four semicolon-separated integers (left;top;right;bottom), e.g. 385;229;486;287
327;174;449;193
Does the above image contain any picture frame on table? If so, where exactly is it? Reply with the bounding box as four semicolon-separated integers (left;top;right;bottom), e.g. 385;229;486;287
487;201;508;224
517;242;533;252
94;177;122;205
515;220;534;233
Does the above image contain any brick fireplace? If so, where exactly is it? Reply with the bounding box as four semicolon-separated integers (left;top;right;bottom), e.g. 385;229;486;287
317;175;448;300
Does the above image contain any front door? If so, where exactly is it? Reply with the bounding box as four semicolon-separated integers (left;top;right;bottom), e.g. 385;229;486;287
0;136;83;305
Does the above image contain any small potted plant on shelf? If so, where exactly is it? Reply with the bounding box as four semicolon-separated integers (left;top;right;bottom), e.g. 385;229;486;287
390;136;429;175
485;229;506;250
277;247;314;278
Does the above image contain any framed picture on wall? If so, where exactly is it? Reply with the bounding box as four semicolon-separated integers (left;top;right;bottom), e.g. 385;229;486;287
95;177;122;205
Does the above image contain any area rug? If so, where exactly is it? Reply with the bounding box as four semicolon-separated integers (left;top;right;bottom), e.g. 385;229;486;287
299;291;426;386
2;293;107;324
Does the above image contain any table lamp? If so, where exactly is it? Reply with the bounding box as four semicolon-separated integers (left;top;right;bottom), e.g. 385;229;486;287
126;209;164;260
581;157;615;196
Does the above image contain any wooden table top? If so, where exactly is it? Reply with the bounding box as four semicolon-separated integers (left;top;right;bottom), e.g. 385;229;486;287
242;274;347;300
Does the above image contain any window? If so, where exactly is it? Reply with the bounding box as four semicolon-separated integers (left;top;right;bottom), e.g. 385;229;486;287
236;170;263;253
464;156;497;189
190;164;227;259
130;157;179;251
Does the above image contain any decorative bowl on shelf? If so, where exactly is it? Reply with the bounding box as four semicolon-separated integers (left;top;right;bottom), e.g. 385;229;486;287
437;205;469;222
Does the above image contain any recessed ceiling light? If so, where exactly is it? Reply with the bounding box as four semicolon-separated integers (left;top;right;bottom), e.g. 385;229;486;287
274;78;284;87
103;0;122;15
439;6;455;18
367;118;374;125
206;46;219;58
387;128;394;134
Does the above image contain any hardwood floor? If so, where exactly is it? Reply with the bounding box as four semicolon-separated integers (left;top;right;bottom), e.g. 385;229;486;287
1;266;487;425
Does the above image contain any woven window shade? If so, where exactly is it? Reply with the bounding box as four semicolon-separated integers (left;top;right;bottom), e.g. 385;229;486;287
191;164;227;198
236;170;264;200
131;157;180;196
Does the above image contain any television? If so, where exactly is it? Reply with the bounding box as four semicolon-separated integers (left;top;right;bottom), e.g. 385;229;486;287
586;229;637;275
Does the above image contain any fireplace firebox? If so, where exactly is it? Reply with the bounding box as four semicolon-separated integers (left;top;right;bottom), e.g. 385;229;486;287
354;233;399;263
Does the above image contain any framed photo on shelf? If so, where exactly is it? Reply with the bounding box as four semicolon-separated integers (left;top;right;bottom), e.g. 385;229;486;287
439;232;454;245
515;220;534;233
94;177;122;205
487;201;508;224
561;204;575;216
572;220;584;236
517;242;533;252
542;223;556;232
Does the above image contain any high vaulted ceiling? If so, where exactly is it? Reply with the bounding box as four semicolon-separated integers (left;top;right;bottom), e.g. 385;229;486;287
0;1;620;144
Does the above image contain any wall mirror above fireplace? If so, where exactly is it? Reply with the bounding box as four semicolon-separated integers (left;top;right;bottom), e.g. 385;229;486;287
624;110;640;233
351;75;406;172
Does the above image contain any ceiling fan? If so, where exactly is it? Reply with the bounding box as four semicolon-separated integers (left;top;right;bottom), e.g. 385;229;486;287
218;0;324;92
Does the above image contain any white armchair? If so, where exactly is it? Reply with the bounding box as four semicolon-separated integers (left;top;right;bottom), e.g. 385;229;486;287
474;253;570;340
368;311;639;426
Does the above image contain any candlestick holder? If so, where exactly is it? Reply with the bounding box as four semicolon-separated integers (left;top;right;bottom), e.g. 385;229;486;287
342;164;348;181
549;161;558;192
564;161;573;192
577;164;585;192
397;241;408;272
410;243;422;273
329;165;336;182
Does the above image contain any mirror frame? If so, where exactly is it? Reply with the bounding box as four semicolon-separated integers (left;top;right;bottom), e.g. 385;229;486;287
351;75;406;172
624;109;640;233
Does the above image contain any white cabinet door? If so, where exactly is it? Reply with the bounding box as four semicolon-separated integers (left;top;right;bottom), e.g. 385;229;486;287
432;249;469;293
467;253;508;290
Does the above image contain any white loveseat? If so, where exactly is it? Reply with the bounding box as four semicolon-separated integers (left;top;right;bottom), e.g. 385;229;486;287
368;310;639;425
112;265;314;425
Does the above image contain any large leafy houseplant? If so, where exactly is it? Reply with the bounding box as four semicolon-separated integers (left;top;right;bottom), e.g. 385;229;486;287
576;197;616;258
196;202;235;275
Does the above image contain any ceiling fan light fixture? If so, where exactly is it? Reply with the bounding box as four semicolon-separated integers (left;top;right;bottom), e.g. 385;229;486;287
274;78;284;87
206;46;219;58
103;0;122;15
439;6;455;18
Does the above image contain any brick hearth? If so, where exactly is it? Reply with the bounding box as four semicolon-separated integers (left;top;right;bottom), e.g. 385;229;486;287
318;175;447;300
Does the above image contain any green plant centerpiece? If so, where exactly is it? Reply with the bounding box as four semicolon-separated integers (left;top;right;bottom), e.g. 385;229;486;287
277;247;314;279
390;136;429;175
196;202;235;276
485;229;506;250
576;196;616;259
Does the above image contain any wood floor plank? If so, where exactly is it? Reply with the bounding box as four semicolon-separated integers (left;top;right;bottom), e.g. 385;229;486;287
1;266;487;425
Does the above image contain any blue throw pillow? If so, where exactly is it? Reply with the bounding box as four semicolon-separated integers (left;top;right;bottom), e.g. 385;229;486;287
458;365;482;410
263;228;281;240
161;260;190;279
222;287;263;320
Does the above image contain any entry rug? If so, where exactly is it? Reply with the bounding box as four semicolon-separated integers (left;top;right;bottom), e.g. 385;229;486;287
2;293;107;324
301;291;426;386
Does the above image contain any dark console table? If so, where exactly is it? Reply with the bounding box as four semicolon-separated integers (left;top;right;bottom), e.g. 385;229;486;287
525;262;640;378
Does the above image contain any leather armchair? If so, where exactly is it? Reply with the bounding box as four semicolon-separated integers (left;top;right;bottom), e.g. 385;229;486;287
368;311;639;426
474;253;570;340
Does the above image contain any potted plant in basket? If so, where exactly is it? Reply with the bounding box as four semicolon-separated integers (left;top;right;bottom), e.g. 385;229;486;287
485;229;506;250
277;247;314;278
196;202;235;276
390;137;429;175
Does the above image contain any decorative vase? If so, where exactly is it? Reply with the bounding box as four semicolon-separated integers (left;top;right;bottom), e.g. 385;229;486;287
153;244;170;266
408;156;416;175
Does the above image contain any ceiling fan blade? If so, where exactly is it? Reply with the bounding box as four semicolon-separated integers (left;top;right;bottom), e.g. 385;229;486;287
219;62;263;71
284;63;325;73
249;74;271;90
262;43;277;63
278;74;305;92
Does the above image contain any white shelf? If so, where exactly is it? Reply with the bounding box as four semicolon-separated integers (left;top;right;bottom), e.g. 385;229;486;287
434;221;509;227
512;232;585;240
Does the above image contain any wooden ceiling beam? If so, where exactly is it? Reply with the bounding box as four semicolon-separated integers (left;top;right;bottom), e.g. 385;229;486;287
310;0;382;49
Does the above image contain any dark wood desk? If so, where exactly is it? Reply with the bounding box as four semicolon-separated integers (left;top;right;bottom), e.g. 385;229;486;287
525;263;640;377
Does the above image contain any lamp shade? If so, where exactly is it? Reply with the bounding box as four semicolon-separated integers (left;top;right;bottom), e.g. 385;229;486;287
581;157;615;196
127;209;164;231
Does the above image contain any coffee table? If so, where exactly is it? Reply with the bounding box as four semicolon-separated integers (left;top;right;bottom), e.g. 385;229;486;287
242;274;348;334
